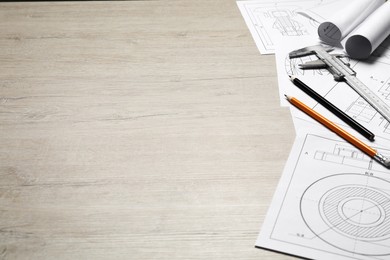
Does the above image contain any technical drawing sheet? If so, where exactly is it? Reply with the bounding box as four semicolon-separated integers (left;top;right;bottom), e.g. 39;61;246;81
256;131;390;260
236;0;350;54
276;36;390;143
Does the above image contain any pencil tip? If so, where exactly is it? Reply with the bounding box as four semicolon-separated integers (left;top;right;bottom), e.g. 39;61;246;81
288;75;295;81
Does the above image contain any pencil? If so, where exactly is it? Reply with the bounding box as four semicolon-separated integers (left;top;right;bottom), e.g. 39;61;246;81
289;75;375;141
285;94;390;168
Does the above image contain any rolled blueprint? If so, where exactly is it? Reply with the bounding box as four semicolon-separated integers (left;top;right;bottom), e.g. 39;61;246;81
317;0;385;45
345;1;390;59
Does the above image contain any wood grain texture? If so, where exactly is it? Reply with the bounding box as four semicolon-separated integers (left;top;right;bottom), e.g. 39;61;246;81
0;1;295;259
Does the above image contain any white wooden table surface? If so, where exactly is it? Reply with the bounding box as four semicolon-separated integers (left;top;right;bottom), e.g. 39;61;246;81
0;1;296;259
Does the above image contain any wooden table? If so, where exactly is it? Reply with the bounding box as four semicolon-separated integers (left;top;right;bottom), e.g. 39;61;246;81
0;1;295;259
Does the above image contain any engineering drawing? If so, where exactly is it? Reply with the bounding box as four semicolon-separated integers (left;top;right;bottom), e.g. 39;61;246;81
257;134;390;260
301;174;390;256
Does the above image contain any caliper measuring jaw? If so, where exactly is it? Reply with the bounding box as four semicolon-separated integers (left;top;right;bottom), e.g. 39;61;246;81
288;45;390;123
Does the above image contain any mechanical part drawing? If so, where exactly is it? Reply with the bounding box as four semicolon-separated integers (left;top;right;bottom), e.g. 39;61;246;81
237;0;355;54
240;1;390;259
314;144;375;170
256;133;390;260
345;97;377;124
237;0;321;54
301;174;390;256
289;45;390;123
271;10;306;36
276;36;390;142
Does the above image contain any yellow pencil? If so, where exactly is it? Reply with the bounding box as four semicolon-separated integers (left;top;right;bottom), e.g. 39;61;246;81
285;94;390;168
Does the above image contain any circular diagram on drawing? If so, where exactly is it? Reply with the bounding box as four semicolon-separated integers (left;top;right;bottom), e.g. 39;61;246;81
300;173;390;256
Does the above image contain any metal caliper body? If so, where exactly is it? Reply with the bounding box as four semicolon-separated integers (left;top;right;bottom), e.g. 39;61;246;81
289;45;390;123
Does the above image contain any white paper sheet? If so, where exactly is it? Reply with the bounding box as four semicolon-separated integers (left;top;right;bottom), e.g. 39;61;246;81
237;0;321;54
238;0;390;59
318;0;385;45
345;1;390;59
317;0;390;59
275;37;390;144
275;37;347;107
237;1;390;258
256;131;390;260
237;0;352;54
296;0;351;24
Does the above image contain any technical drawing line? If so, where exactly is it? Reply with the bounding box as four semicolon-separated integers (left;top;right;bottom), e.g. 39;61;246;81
258;133;390;259
315;210;370;238
312;197;387;239
237;0;323;54
354;182;379;254
322;187;390;238
300;173;390;256
286;95;390;169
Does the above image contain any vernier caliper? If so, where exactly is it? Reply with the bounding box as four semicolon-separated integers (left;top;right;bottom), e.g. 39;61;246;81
289;45;390;123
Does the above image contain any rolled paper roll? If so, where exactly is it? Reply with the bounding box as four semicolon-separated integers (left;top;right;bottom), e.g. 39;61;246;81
318;0;385;45
345;1;390;60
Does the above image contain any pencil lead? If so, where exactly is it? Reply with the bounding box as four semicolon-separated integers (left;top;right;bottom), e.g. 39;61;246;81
288;75;295;81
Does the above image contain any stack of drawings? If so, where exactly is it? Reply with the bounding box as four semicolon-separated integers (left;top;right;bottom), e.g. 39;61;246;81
237;0;390;259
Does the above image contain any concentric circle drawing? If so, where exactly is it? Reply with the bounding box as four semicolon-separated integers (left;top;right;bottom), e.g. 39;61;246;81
300;173;390;256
